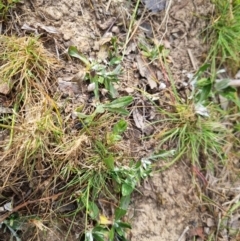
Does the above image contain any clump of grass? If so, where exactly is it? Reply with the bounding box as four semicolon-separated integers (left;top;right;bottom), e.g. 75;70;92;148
0;35;58;107
0;35;61;178
150;61;232;170
154;101;229;168
205;0;240;73
0;35;65;240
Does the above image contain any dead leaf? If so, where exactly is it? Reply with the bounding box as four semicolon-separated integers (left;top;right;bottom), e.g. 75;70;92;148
97;17;116;30
98;32;113;46
136;55;157;89
21;23;38;34
87;83;95;92
125;42;137;55
133;109;145;130
37;23;59;34
133;108;154;135
97;45;109;61
58;79;80;95
189;226;205;240
0;107;12;114
31;219;50;231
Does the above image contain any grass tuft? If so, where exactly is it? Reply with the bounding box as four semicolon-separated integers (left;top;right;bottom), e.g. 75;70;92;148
154;101;230;168
205;0;240;74
0;35;59;107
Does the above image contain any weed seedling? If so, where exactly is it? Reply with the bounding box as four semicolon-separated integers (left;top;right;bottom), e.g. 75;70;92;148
68;46;122;99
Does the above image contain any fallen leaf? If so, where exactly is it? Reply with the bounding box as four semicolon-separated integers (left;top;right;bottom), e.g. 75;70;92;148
58;79;80;95
98;32;113;46
133;109;145;130
21;23;38;34
97;45;109;61
97;17;116;30
189;226;205;240
37;23;59;34
0;107;13;114
136;55;157;89
133;108;154;135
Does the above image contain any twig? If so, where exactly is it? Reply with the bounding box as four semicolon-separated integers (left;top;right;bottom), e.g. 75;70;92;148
178;226;189;241
187;48;198;70
106;0;112;11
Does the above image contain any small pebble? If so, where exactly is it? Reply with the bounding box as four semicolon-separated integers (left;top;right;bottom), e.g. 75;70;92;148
112;26;120;34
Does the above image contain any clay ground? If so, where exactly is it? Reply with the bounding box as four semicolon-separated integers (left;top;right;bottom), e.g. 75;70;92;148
0;0;240;240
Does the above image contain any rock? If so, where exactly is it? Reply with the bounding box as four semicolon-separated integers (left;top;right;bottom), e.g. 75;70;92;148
111;26;120;34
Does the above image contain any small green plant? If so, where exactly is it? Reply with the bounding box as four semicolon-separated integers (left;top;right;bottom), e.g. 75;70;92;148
85;195;132;241
59;104;152;241
68;46;122;99
83;160;152;241
139;40;169;63
0;213;32;241
191;64;240;108
0;0;20;19
76;96;133;124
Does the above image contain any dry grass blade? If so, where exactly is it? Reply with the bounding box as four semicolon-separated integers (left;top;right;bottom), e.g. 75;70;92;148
0;35;59;106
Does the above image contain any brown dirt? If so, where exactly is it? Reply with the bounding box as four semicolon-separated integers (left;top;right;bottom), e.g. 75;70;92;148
0;0;239;241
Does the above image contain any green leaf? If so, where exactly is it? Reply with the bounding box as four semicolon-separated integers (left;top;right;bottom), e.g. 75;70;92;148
109;227;115;241
112;134;122;142
68;46;90;66
115;226;124;236
220;86;236;99
108;81;118;98
111;65;122;75
115;208;127;220
92;226;108;241
194;64;210;78
116;221;132;229
105;108;130;115
92;233;105;241
119;195;130;210
122;183;134;196
198;84;212;102
94;81;100;100
97;76;104;84
215;79;230;91
196;78;211;87
88;202;99;220
104;96;133;109
113;119;127;135
109;57;122;65
103;155;115;170
95;104;105;114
